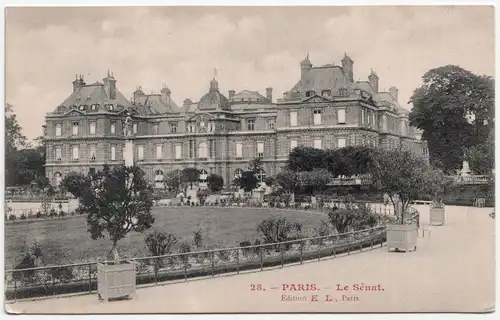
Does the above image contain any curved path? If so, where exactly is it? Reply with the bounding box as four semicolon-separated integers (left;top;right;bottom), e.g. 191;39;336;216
7;206;495;314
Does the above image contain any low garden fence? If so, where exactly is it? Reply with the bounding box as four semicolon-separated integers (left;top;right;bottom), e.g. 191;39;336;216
4;226;386;301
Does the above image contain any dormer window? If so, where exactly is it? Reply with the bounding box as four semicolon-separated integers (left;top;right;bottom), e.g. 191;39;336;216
305;90;316;97
339;88;348;97
321;90;331;97
79;105;87;111
90;104;99;111
107;104;114;111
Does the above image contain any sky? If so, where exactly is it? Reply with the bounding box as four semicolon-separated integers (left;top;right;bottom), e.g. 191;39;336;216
5;6;495;140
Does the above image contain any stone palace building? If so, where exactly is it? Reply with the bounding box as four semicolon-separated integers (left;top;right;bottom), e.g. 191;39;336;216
44;53;428;188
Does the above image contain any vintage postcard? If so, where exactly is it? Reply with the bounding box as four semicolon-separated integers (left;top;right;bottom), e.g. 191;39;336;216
3;5;495;314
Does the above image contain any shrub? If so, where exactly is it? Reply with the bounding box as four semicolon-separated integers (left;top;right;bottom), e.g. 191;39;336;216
8;214;17;221
239;241;252;257
217;249;230;262
178;242;191;266
49;209;58;217
193;229;203;248
257;217;302;244
35;211;42;219
144;231;178;273
59;211;66;217
20;213;27;220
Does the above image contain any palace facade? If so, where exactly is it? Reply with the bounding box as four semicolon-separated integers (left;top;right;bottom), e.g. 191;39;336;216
44;53;428;188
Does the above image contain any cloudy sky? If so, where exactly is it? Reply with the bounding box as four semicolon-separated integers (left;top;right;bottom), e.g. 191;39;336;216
5;6;494;140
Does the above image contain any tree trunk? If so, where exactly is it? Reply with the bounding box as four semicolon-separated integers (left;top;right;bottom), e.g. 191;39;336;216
111;241;120;264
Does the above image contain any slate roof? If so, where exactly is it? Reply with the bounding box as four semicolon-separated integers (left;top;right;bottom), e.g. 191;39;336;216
134;93;181;115
55;81;135;113
231;90;268;103
290;65;350;96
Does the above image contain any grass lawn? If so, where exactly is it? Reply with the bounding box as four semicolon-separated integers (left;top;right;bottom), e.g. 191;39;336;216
4;207;327;269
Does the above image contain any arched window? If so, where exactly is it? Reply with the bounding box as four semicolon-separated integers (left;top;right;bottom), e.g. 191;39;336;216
198;142;208;158
234;168;244;178
255;169;266;182
305;90;316;97
208;122;215;132
321;90;331;97
199;169;208;188
54;172;62;187
154;170;164;189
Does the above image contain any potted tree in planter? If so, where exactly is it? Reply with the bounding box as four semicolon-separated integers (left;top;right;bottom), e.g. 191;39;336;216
370;149;429;253
67;165;155;301
425;168;454;226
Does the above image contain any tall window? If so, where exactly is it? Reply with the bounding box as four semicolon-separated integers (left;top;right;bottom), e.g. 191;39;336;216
208;122;215;132
133;123;138;134
290;111;298;127
313;139;322;149
137;145;144;160
247;119;255;131
337;138;346;148
111;146;116;161
256;169;266;182
361;109;365;125
72;122;79;135
175;145;182;159
257;142;264;158
198;142;208;158
89;145;96;161
72;146;79;160
171;122;177;133
187;123;195;133
89;121;96;135
55;147;62;161
156;144;162;159
189;140;194;158
154;170;164;189
337;109;346;124
313;110;322;125
290;139;298;150
235;143;243;158
234;168;244;178
209;139;215;158
110;122;116;134
54;172;62;187
268;119;275;130
152;124;159;134
372;113;376;127
55;124;62;136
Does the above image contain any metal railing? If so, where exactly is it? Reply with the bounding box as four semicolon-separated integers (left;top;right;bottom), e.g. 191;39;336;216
4;226;386;301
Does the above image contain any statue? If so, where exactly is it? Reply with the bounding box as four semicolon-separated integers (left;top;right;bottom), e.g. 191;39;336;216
123;113;133;136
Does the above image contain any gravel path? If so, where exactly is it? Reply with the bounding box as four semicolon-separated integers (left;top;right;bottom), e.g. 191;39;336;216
7;205;495;314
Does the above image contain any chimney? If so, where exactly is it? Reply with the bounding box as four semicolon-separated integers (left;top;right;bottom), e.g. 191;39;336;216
133;86;145;104
266;87;273;102
300;53;313;79
228;90;235;99
72;74;85;92
161;86;171;105
389;86;399;101
341;53;354;83
368;69;379;93
103;71;116;99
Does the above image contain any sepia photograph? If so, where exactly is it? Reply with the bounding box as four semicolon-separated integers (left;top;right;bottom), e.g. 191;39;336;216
3;4;496;314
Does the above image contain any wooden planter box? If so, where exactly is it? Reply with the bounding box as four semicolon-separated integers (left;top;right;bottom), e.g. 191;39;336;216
386;224;418;253
430;207;445;226
97;261;136;302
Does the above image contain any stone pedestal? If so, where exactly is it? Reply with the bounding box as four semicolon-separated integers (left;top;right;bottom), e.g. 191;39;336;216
124;140;134;167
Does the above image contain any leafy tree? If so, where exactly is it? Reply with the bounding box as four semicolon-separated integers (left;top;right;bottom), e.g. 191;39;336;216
181;167;200;189
409;65;494;172
248;157;263;172
264;176;276;187
61;172;91;197
274;170;300;206
324;200;382;234
422;168;456;206
207;174;224;193
68;165;155;263
286;146;327;172
370;149;429;223
236;171;260;192
164;169;182;193
297;168;332;196
465;134;494;175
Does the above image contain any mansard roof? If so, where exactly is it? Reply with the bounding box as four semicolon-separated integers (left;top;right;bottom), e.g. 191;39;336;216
134;93;181;115
56;82;134;113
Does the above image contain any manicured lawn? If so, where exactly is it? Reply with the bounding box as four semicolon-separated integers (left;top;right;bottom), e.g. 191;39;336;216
4;207;326;269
